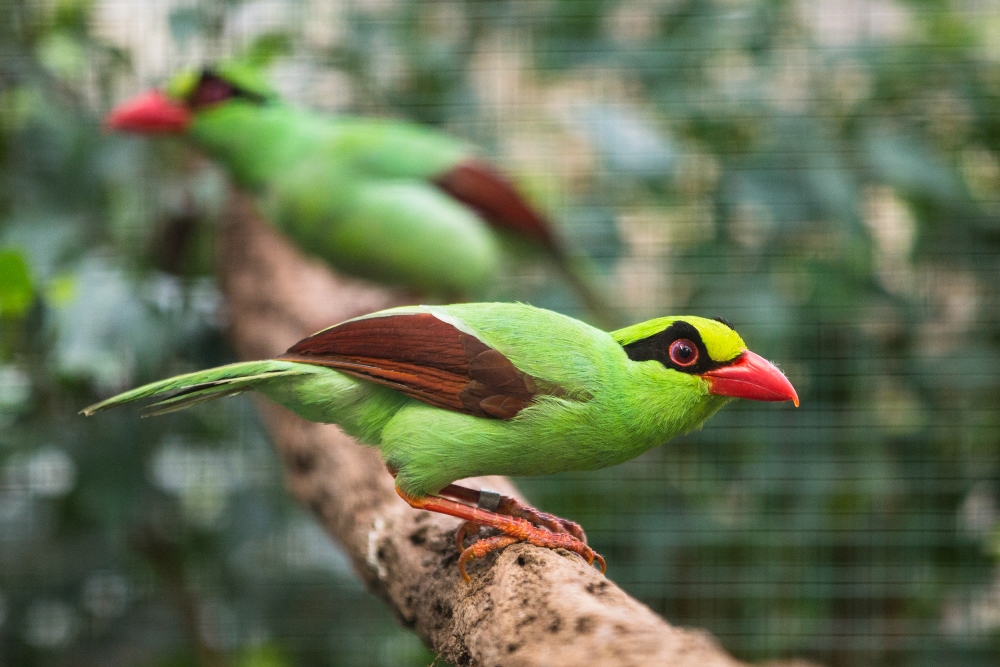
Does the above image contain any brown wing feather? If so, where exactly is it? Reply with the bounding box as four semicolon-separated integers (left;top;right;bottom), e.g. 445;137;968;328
279;312;546;420
434;159;562;252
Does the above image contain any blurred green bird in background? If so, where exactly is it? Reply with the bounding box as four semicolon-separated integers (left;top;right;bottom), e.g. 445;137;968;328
83;302;798;580
105;61;616;324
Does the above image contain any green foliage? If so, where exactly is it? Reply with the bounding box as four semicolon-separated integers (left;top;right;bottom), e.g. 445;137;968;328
0;249;33;317
3;0;1000;665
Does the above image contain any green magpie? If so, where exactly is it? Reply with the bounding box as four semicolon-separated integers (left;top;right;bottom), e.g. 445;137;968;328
105;63;614;322
83;303;798;580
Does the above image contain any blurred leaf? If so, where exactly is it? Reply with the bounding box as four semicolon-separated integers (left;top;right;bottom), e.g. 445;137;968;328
50;256;167;387
244;32;293;67
45;273;75;306
0;248;33;318
863;127;967;205
50;0;93;36
564;102;677;179
0;365;31;413
0;86;42;131
237;643;290;667
37;32;88;82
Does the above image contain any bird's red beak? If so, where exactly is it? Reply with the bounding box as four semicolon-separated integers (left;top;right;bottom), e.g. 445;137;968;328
105;90;192;134
701;350;799;406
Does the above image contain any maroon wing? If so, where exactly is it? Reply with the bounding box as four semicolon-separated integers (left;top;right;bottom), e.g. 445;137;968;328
434;159;563;254
436;160;618;328
279;312;543;420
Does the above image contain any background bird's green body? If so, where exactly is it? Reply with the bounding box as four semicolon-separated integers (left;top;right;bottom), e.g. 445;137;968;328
107;63;617;320
187;102;499;293
85;303;736;496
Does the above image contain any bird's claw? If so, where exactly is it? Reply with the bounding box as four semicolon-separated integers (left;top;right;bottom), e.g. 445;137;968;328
458;535;520;582
455;520;480;551
411;485;603;581
495;496;589;544
456;518;605;581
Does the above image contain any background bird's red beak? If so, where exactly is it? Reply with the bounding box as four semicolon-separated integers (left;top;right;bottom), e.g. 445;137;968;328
105;90;192;134
701;350;799;406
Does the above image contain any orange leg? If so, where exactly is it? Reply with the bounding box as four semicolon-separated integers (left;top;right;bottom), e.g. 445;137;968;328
396;487;605;582
438;483;588;543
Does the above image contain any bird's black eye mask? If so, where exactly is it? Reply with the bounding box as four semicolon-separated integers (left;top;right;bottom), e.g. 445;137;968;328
621;320;738;375
187;70;268;110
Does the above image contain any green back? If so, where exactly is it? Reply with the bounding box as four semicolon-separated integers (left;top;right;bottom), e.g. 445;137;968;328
187;103;468;187
180;100;496;293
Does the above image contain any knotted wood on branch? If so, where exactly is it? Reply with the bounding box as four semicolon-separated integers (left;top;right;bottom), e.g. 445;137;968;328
217;192;807;667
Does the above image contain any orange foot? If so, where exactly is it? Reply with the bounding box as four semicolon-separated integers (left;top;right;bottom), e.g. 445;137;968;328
439;483;588;543
439;484;587;549
396;485;606;582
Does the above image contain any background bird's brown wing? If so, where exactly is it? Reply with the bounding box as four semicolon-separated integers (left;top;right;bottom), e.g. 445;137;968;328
434;159;561;253
279;312;545;419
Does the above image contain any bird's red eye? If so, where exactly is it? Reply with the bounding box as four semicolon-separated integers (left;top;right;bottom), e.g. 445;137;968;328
669;339;698;367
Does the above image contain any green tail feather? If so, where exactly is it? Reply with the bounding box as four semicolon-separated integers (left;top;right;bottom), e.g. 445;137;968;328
80;360;310;417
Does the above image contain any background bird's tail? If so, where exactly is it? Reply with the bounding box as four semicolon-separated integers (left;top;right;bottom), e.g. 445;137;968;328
81;360;310;417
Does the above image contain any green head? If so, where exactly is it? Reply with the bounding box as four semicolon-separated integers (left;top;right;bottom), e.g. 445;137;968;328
104;62;277;134
613;315;799;406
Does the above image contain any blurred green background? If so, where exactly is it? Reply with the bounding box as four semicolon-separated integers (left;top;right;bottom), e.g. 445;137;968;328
4;0;1000;665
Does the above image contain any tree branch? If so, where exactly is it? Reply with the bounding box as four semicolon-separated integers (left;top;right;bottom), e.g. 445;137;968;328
216;192;795;667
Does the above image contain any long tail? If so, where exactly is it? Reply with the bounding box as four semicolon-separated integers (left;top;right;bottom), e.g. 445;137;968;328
81;360;311;417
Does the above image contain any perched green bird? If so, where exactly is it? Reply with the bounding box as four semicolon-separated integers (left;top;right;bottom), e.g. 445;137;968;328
82;303;797;579
106;63;613;321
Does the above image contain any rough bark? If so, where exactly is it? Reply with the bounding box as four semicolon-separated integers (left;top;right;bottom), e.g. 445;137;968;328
216;192;794;667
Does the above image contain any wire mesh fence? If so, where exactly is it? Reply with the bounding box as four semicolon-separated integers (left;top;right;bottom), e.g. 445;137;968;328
3;0;1000;665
